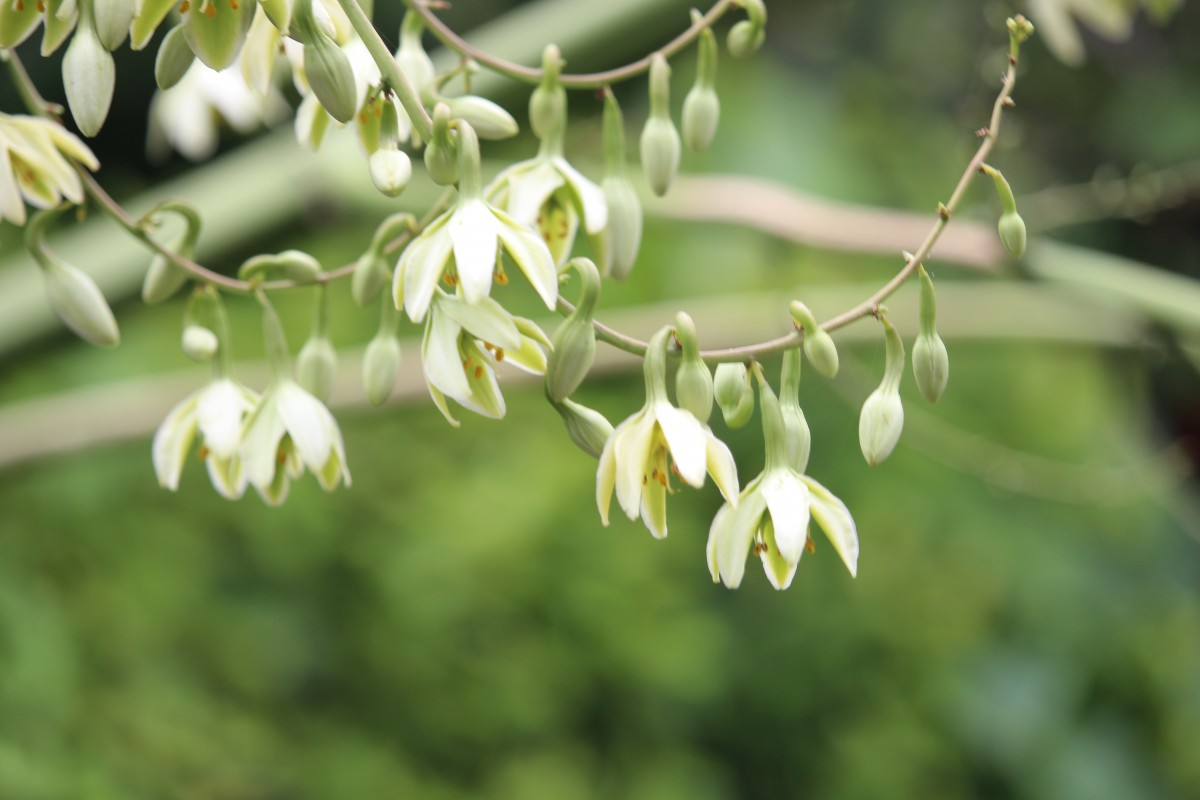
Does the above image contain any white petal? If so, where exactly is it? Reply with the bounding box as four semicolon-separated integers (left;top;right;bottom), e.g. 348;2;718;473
704;428;740;505
427;384;461;428
151;389;201;490
205;455;246;499
0;144;28;226
494;207;558;309
238;392;287;490
612;412;654;521
448;200;498;305
712;480;767;589
804;476;859;577
420;307;470;403
596;431;618;525
640;476;668;539
275;381;335;476
654;403;707;488
195;379;255;459
761;469;810;565
759;521;799;590
436;294;521;351
399;215;452;322
504;159;563;227
554;156;608;234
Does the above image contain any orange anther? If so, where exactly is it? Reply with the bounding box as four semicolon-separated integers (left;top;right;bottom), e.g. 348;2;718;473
474;365;483;379
197;446;210;460
805;536;816;554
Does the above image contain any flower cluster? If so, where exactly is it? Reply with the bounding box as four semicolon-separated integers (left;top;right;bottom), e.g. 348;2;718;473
0;113;98;225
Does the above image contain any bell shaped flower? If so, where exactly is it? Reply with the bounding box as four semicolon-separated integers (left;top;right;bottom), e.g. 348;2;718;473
707;372;858;590
421;289;549;425
153;377;259;498
597;327;739;539
236;297;350;505
0;112;99;225
395;120;558;322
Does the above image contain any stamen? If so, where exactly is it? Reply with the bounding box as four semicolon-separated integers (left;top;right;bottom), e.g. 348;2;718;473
494;269;508;286
197;446;210;460
229;0;238;8
474;365;483;379
494;348;505;362
276;450;287;465
805;536;816;554
179;0;189;12
442;273;458;286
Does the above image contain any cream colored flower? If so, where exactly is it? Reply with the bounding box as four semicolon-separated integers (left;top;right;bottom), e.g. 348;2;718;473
153;378;259;499
0;112;98;225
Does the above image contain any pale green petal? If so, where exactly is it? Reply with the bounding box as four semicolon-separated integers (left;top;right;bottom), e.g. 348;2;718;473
437;294;521;351
448;199;499;305
505;159;563;227
502;327;548;375
612;411;654;521
706;501;734;582
654;403;707;488
804;475;859;577
640;475;668;539
205;454;245;499
427;385;461;427
554;156;608;234
421;307;470;403
761;468;810;565
398;214;452;322
151;389;201;490
494;207;558;309
712;479;766;589
704;427;740;505
460;340;506;419
759;519;799;590
255;459;291;506
596;431;618;525
0;143;27;224
275;381;336;477
238;392;287;491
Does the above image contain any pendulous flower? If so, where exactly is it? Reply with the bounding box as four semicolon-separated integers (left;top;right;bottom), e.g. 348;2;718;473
0;112;99;225
153;377;259;498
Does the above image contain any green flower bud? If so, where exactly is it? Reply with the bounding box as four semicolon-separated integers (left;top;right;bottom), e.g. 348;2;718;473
238;249;323;284
545;257;600;402
183;0;255;71
396;11;436;105
259;0;291;33
155;24;195;90
859;312;904;467
1007;14;1035;45
529;44;566;142
369;149;412;197
141;203;202;304
726;20;765;58
0;0;42;49
911;265;949;403
998;210;1027;258
133;0;179;50
27;208;120;347
551;396;614;460
640;53;681;197
779;348;811;472
297;334;337;401
789;300;839;379
182;324;219;362
599;90;643;280
714;362;755;428
352;212;412;306
363;332;401;406
92;0;132;50
681;21;719;153
424;103;458;186
299;17;358;124
62;15;115;137
673;312;713;422
41;0;79;56
444;95;519;140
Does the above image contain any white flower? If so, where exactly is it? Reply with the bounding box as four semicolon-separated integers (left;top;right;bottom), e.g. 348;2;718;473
0;112;98;225
706;379;858;590
421;290;549;424
394;122;558;323
153;378;259;499
596;327;739;538
487;151;608;265
148;59;287;162
235;378;351;506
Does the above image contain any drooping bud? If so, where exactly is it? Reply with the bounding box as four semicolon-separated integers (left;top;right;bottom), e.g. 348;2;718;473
155;24;195;90
673;312;713;422
911;264;949;403
789;299;839;379
295;0;358;124
239;250;323;284
92;0;132;50
779;348;811;473
424;103;458;186
599;89;643;280
714;362;755;428
859;311;905;467
444;95;518;140
142;202;203;304
179;285;222;361
27;210;120;347
181;324;219;361
545;257;600;402
681;15;720;153
41;0;79;56
183;0;255;71
396;11;436;106
363;295;401;406
353;213;412;306
640;53;681;196
550;395;614;459
369;149;413;197
726;0;766;58
62;7;115;137
529;45;566;143
983;164;1027;258
296;285;337;401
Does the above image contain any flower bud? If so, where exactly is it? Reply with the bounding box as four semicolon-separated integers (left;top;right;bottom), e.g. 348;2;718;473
41;258;121;347
297;335;337;401
155;24;195;90
238;250;323;284
858;313;904;466
681;21;719;153
911;265;949;403
640;54;681;197
92;0;132;50
142;203;202;304
363;331;401;406
424;103;458;186
183;0;255;71
353;212;412;306
301;25;359;124
369;149;412;197
182;324;219;361
545;257;600;402
396;11;436;104
998;211;1027;258
726;1;766;59
714;362;755;428
63;19;115;137
599;90;643;280
551;396;614;460
444;95;518;140
673;312;713;422
529;45;566;142
779;348;811;472
789;299;839;379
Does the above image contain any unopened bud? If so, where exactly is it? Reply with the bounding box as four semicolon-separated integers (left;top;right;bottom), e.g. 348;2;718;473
640;54;681;196
789;300;839;379
154;25;195;89
912;265;949;403
444;95;518;140
41;258;121;347
779;348;811;472
369;149;412;197
998;211;1026;258
302;27;359;124
297;335;337;401
714;362;755;428
396;11;436;104
551;396;614;460
674;312;713;422
545;257;600;402
92;0;132;50
353;212;412;306
362;332;401;406
424;103;458;185
63;21;115;137
238;250;323;284
726;20;764;58
600;90;643;280
681;19;719;153
183;0;255;71
181;324;219;361
529;45;566;142
858;313;904;466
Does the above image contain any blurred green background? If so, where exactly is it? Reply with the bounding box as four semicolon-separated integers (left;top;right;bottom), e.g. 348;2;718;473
2;0;1200;798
